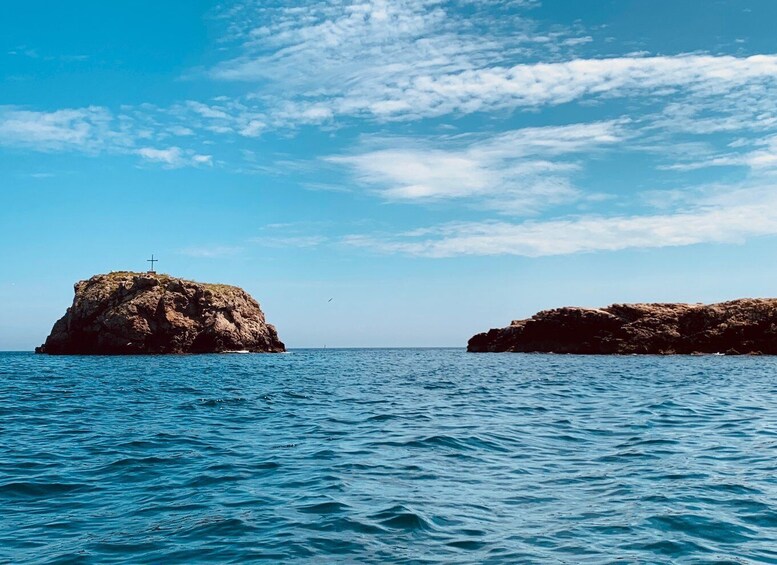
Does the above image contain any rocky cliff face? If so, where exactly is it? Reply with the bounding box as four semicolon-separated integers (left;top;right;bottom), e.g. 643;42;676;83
36;272;285;354
468;299;777;354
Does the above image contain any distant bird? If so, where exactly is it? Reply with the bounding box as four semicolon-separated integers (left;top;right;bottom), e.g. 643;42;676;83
328;298;333;302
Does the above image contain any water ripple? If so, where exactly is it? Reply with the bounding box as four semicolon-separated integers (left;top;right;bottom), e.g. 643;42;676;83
0;350;776;563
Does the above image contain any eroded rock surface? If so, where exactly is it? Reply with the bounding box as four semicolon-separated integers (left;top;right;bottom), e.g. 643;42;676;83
36;272;285;354
467;299;777;354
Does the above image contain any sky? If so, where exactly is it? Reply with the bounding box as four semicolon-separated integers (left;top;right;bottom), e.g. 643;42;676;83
3;0;777;349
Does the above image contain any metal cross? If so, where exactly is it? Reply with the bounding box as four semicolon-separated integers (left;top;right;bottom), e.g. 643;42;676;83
147;254;158;272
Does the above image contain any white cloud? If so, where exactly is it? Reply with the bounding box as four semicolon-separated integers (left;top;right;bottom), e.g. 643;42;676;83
179;246;243;258
0;106;127;152
136;146;213;168
250;235;328;248
303;53;761;121
213;0;475;85
664;134;777;171
210;0;595;125
342;182;777;257
335;53;777;121
137;146;183;164
239;119;265;137
162;99;268;138
209;0;777;124
0;106;215;169
167;125;195;136
327;121;623;213
192;154;214;166
178;1;777;143
7;0;777;207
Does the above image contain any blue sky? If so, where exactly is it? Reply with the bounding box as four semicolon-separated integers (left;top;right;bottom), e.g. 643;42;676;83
3;0;777;349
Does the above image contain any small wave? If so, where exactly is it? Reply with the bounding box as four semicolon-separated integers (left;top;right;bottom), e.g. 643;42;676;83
282;391;310;400
381;434;510;453
298;501;350;515
645;513;756;544
646;472;709;481
185;473;247;487
739;510;777;528
597;450;658;462
703;482;763;496
249;460;282;472
302;516;386;535
197;397;248;407
178;516;257;539
97;455;178;472
370;505;435;532
446;539;487;550
0;481;87;499
4;349;777;563
366;413;397;422
615;437;679;448
133;502;209;516
625;538;710;557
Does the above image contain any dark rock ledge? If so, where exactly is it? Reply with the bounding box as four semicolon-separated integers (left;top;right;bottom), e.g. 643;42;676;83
467;299;777;355
36;272;285;354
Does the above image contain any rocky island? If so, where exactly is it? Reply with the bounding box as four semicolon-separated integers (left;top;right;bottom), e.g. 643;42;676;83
468;299;777;355
36;272;285;354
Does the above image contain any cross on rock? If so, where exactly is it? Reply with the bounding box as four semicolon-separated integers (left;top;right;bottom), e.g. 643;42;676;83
147;254;158;273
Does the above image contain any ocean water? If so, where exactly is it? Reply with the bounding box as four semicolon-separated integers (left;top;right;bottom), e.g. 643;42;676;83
1;350;776;564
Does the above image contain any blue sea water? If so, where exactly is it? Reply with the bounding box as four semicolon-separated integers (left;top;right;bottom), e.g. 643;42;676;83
1;349;776;564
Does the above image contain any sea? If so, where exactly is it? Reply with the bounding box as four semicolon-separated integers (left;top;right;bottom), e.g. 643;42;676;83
1;349;776;564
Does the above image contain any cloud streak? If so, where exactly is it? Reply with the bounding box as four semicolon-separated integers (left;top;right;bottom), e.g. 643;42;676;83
663;134;777;171
136;146;213;168
6;0;777;266
327;121;624;213
343;183;777;257
209;0;598;124
179;245;243;258
209;0;777;124
0;105;214;169
0;106;128;153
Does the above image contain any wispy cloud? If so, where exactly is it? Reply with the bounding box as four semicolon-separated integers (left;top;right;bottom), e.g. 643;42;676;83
8;3;777;168
154;0;777;151
209;0;594;125
663;134;777;171
0;105;214;169
0;106;128;153
250;221;331;248
213;0;500;85
342;180;777;257
6;45;88;62
179;245;243;258
250;235;328;248
164;100;266;137
358;54;777;120
327;121;624;213
6;0;777;266
208;0;777;125
135;147;213;168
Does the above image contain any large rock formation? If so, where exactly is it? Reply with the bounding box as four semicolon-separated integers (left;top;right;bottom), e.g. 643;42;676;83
468;299;777;354
36;272;285;354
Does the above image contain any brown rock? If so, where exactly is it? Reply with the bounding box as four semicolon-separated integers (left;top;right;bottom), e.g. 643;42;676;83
467;299;777;354
36;272;285;354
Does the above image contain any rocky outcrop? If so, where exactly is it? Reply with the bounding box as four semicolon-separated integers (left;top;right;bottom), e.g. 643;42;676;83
36;272;285;354
467;299;777;354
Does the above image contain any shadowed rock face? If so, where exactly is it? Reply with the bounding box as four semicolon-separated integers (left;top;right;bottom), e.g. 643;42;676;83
36;272;285;354
467;299;777;354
